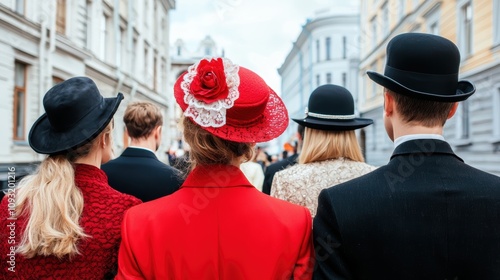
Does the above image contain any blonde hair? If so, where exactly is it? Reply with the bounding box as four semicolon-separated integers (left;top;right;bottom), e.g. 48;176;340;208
124;101;163;139
15;123;112;259
299;127;364;164
181;116;253;169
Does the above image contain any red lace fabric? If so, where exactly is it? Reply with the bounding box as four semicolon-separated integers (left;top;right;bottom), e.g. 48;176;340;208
0;164;141;279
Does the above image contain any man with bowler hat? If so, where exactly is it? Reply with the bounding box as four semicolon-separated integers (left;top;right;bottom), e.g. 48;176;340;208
313;33;500;279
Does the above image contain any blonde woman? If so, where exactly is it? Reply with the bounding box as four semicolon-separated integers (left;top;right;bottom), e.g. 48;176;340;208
271;84;376;217
0;77;141;278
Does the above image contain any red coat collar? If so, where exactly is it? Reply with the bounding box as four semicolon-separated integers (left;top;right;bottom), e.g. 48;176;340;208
181;164;253;189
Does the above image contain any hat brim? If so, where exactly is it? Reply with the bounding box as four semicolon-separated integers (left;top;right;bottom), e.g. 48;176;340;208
29;93;124;154
205;88;288;143
292;116;373;131
367;71;475;102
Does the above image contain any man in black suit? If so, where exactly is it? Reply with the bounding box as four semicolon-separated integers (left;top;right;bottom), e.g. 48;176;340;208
313;33;500;279
262;125;304;195
102;102;183;202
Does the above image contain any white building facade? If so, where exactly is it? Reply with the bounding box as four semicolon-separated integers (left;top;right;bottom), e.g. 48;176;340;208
277;10;361;151
0;0;175;189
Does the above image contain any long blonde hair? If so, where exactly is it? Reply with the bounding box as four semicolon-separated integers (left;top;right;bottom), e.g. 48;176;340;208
15;123;112;259
298;127;364;164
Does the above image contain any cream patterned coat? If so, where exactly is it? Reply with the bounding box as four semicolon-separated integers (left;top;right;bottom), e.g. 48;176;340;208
271;158;377;217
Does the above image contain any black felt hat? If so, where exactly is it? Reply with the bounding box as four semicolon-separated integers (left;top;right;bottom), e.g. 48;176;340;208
367;33;475;102
292;84;373;131
29;77;123;155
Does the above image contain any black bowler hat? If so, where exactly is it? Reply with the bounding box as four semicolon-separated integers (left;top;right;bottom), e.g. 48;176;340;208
292;84;373;131
29;77;123;155
367;33;475;102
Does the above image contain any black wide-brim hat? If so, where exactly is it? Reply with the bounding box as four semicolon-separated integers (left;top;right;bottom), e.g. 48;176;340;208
29;77;123;155
367;33;475;102
292;84;373;131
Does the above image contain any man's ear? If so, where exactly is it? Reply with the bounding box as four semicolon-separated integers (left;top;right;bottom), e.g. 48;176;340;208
155;126;162;138
447;102;459;119
383;89;394;117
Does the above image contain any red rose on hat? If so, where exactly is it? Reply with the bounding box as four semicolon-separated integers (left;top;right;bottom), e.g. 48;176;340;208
189;58;229;104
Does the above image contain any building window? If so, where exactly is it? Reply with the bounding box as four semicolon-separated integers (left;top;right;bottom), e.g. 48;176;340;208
325;37;331;61
371;62;377;98
398;0;405;19
205;47;212;56
120;27;128;70
15;0;24;14
144;45;149;82
413;0;419;10
177;46;182;56
342;72;347;87
457;101;470;139
342;36;347;59
459;1;473;56
56;0;66;34
316;39;320;62
52;76;64;86
371;16;378;48
494;0;500;46
100;13;108;60
132;37;137;74
13;62;27;141
161;58;167;93
84;1;91;48
382;2;389;37
326;73;332;84
316;74;320;87
493;86;500;138
425;4;441;35
153;56;157;91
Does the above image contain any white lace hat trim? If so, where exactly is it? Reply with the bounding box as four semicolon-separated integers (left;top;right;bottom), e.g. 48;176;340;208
180;58;240;128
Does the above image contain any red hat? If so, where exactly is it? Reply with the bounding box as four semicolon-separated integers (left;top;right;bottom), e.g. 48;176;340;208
174;57;288;143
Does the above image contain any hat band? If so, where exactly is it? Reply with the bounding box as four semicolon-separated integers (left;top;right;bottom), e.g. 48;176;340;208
307;111;355;120
385;65;458;95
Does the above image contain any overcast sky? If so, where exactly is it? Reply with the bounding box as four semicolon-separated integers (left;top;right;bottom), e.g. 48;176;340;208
170;0;359;96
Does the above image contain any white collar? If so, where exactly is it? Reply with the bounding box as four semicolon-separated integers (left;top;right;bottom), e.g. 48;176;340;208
127;146;155;154
394;134;445;149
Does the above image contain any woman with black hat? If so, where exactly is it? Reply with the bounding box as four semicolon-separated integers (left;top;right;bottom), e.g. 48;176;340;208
271;84;376;217
0;77;141;278
116;57;314;279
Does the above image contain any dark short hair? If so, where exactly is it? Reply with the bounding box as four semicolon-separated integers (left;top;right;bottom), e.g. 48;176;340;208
387;90;455;127
124;102;163;139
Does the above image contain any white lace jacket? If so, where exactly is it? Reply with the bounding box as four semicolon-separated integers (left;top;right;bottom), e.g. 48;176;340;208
271;158;377;217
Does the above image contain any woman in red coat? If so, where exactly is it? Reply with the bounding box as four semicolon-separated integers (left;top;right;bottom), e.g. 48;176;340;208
117;57;314;279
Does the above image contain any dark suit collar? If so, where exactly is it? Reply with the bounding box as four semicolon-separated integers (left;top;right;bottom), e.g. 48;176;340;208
121;147;158;159
391;139;463;162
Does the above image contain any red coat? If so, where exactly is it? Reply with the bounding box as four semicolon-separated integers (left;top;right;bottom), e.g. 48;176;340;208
117;165;314;279
0;164;141;279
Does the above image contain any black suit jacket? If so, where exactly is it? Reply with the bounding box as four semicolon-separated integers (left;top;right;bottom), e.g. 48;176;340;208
262;153;299;195
102;147;183;202
313;139;500;280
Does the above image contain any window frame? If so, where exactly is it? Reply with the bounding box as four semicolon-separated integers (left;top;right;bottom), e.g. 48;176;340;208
56;0;67;34
13;61;28;141
494;0;500;47
325;37;331;61
458;0;473;58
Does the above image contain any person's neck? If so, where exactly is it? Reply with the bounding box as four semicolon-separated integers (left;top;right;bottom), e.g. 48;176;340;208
129;137;157;152
393;122;444;140
74;151;102;168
